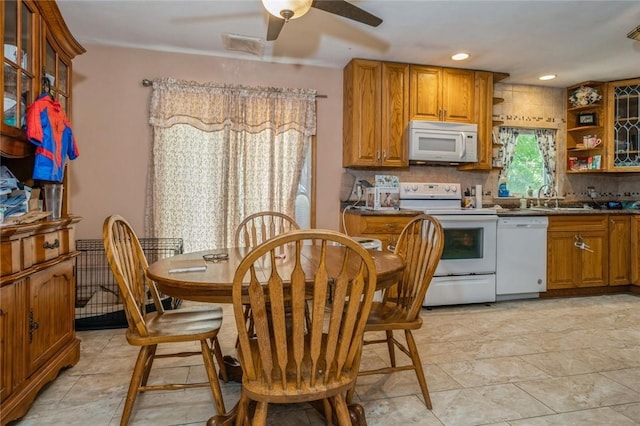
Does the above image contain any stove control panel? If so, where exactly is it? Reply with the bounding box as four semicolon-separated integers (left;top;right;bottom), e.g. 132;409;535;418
399;182;462;200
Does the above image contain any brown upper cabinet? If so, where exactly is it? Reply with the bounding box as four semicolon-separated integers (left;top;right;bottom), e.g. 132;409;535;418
606;77;640;172
566;78;640;173
409;65;475;123
343;59;409;168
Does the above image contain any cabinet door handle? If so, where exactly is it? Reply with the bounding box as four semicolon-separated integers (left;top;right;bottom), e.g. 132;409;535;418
382;150;387;160
29;309;39;343
443;109;447;119
376;150;381;161
44;239;60;250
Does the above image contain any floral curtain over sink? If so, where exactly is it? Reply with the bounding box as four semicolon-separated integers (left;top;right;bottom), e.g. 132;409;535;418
145;78;316;251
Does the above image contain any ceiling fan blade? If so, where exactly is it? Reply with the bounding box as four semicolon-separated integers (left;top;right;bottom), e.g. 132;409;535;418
311;0;382;27
266;14;286;41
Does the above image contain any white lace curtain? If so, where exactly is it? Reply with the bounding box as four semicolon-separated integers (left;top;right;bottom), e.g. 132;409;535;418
145;78;316;251
498;127;556;187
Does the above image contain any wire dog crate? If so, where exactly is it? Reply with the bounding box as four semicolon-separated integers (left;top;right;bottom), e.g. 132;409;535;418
74;238;184;330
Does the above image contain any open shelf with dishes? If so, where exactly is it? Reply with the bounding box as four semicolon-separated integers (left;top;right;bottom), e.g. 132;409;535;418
566;81;606;173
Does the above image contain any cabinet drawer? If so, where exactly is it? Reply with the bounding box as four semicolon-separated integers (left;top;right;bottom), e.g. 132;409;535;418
1;239;22;276
359;216;411;234
33;231;61;263
548;215;607;231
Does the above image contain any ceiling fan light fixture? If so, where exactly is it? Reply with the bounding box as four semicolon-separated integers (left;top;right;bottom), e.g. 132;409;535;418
261;0;313;21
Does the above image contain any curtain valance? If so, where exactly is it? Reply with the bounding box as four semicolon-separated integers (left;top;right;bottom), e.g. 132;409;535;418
149;78;317;136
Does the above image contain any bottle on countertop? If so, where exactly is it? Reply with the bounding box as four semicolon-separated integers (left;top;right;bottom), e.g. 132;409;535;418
498;176;509;197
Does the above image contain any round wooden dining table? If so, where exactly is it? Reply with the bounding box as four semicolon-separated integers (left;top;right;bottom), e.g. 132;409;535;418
147;246;405;303
147;245;402;425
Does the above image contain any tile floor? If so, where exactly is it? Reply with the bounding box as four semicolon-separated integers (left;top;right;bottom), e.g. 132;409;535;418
11;294;640;426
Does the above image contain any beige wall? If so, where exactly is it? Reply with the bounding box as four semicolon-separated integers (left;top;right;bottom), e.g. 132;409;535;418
70;45;343;239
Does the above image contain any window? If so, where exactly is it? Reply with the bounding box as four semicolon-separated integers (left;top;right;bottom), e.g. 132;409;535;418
506;131;547;195
146;80;317;252
498;127;556;197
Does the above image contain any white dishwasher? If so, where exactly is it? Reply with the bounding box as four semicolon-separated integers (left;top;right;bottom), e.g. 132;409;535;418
496;216;548;300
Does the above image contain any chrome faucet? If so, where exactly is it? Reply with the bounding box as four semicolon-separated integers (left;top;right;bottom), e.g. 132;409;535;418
536;184;557;207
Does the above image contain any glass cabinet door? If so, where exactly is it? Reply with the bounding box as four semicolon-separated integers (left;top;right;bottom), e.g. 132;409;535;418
43;37;72;113
2;0;35;131
611;79;640;169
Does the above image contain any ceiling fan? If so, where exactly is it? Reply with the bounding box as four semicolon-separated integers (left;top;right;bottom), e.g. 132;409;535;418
261;0;383;41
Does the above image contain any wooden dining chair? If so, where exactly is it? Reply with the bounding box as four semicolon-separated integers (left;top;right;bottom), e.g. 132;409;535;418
234;211;301;344
102;215;227;425
230;229;378;425
234;210;300;248
347;214;444;409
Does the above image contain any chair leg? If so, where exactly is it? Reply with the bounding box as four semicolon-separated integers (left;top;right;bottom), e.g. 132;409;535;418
235;393;250;426
139;344;157;387
201;339;227;415
331;394;352;426
385;330;396;367
121;346;151;425
346;342;364;404
252;401;268;426
322;398;333;426
212;336;228;382
405;330;432;410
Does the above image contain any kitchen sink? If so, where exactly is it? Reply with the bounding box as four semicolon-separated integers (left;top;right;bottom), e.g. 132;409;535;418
529;206;594;212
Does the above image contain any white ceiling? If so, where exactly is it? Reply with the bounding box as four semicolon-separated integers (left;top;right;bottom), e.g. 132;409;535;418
57;0;640;88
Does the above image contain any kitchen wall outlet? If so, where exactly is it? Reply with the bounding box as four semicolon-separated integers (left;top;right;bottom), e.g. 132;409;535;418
350;183;363;201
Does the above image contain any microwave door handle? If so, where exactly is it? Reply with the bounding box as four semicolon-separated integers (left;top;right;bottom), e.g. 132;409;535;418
458;134;466;159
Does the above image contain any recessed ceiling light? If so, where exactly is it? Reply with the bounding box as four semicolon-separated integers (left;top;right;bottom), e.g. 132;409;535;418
539;74;557;81
451;53;469;61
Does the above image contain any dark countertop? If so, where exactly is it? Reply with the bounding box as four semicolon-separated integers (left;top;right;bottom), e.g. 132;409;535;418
495;207;640;216
342;205;640;217
342;206;423;216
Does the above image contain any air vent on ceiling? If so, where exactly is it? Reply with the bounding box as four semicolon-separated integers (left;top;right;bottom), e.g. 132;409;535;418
628;24;640;41
221;33;264;57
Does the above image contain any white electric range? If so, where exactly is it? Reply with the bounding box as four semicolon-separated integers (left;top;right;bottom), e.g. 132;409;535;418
399;182;498;307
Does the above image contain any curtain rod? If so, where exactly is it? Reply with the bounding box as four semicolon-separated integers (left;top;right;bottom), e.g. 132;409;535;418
141;79;327;98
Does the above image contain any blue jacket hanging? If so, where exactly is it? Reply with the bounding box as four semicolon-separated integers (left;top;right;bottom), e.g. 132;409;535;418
26;93;79;182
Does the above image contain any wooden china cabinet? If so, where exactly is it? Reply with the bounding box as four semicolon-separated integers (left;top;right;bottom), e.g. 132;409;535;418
1;1;84;424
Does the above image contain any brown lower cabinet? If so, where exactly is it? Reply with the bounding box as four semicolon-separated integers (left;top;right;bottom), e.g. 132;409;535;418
633;216;640;285
547;214;639;290
0;219;81;425
546;215;608;289
608;215;631;286
341;210;418;252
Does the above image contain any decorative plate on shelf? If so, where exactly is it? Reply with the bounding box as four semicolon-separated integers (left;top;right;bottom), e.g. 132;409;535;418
569;86;602;107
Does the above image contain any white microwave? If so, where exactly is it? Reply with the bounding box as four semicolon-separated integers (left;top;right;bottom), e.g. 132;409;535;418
409;121;478;164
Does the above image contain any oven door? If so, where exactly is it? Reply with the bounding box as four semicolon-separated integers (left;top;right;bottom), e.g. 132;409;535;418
433;214;497;276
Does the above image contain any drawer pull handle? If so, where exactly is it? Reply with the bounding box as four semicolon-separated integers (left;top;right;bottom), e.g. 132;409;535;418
386;223;398;228
44;239;60;250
